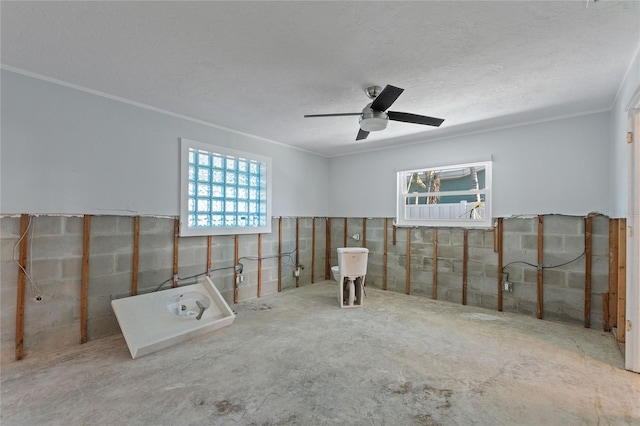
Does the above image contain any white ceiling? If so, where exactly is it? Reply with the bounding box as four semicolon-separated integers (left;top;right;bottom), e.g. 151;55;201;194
2;1;639;157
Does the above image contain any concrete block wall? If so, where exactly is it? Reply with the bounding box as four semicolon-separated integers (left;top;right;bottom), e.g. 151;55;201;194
1;213;610;360
501;215;609;327
0;215;323;360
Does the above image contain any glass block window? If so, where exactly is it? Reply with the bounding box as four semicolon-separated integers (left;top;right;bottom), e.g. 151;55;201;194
180;139;272;236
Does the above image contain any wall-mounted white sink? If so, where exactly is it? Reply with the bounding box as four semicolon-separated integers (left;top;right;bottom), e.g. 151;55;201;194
112;276;235;359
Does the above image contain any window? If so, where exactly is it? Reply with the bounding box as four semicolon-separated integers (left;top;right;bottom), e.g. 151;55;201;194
396;160;492;228
180;138;272;236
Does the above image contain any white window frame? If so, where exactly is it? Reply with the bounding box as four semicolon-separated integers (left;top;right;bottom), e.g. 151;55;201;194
180;138;272;236
396;160;492;228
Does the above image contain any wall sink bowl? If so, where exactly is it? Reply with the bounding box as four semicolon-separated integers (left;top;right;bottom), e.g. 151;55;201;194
112;276;235;359
166;291;211;318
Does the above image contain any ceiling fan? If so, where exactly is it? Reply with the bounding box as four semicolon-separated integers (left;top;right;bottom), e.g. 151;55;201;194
304;84;444;141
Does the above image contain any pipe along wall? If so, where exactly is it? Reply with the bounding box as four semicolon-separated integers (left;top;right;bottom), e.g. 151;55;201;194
1;214;623;360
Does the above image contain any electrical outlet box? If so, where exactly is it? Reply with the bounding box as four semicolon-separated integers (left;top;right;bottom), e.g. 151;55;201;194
294;267;300;277
502;280;513;292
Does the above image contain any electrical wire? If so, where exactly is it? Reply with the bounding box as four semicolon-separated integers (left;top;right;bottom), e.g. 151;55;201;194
239;248;299;267
153;249;301;292
13;216;43;300
501;248;586;282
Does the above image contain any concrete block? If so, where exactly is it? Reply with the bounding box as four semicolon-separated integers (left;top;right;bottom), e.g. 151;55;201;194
514;299;537;317
437;244;461;260
591;215;610;235
23;323;79;356
542;269;567;287
89;234;133;255
139;233;174;250
90;216;121;235
32;216;63;235
0;216;20;237
468;246;495;262
567;271;586;290
523;268;565;287
511;281;537;302
503;218;534;233
31;234;83;259
591;235;609;256
139;217;175;234
563;235;586;254
87;315;120;340
478;294;499;311
443;288;463;304
138;249;173;271
1;238;19;262
29;259;62;281
436;258;453;273
544;286;583;309
450;229;465;246
88;254;116;277
467;230;484;247
542;235;564;252
63;216;84;235
544;215;584;235
543;303;583;325
61;257;82;279
468;276;497;294
435;229;450;245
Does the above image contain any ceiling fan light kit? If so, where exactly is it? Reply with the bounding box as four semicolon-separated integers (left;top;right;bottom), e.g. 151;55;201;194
304;84;444;141
359;105;388;132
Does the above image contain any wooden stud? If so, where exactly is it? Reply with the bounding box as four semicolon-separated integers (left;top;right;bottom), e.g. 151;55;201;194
311;217;316;283
493;224;499;253
257;234;262;297
206;236;212;277
463;229;468;306
383;218;388;291
406;228;411;295
362;218;367;247
608;219;619;329
617;218;626;343
15;214;29;360
278;217;283;292
343;218;348;247
172;218;179;288
497;218;504;312
584;216;592;328
234;234;239;304
80;215;91;344
296;217;300;288
537;215;544;320
603;293;611;332
432;228;438;300
132;216;140;296
325;218;331;280
393;223;397;246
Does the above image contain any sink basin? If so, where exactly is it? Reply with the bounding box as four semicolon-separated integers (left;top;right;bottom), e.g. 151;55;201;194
112;276;235;359
166;291;211;317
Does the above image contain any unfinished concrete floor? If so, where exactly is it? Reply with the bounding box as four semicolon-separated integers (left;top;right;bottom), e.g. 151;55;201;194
1;281;639;425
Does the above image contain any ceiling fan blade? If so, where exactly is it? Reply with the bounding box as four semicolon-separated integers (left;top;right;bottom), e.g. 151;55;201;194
370;85;404;112
356;129;369;141
388;111;444;127
304;113;361;118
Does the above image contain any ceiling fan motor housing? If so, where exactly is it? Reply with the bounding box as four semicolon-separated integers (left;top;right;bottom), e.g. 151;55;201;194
359;104;388;132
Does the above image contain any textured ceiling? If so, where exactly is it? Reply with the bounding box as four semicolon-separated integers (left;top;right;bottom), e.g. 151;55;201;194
2;1;639;157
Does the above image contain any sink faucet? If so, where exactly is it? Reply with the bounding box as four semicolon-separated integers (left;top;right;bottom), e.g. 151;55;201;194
195;300;207;320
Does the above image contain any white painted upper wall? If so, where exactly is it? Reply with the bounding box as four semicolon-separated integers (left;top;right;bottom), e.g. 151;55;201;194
0;69;624;221
0;70;330;217
328;112;612;218
610;48;640;218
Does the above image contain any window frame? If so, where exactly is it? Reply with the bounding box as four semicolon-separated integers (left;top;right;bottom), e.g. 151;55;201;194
396;159;493;228
179;138;272;236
